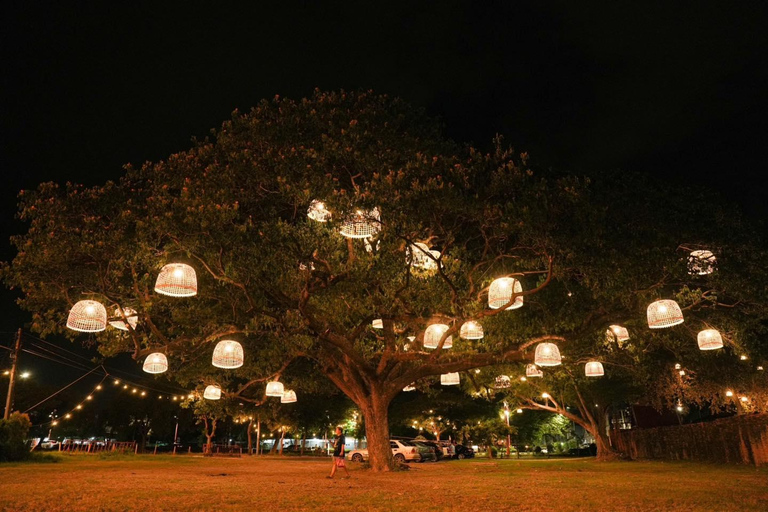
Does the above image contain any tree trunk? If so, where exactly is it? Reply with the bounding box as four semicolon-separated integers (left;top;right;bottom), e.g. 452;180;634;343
360;393;394;472
247;420;253;455
206;434;214;454
300;434;306;456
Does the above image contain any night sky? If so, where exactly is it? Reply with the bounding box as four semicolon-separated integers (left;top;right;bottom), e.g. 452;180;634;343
2;2;767;379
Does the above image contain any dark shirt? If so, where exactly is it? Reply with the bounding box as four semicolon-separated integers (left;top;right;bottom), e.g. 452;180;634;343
333;435;345;457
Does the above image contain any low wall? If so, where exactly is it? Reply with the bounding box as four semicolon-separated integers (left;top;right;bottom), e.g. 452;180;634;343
612;414;768;465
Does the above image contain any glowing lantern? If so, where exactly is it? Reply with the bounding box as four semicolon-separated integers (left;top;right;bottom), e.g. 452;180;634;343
109;307;138;331
534;342;562;366
66;300;107;332
154;263;197;297
459;321;484;340
307;200;331;222
423;324;452;349
725;390;734;397
372;319;383;329
688;250;716;275
142;353;168;374
203;385;221;400
403;384;416;392
339;207;380;238
409;243;439;273
441;373;460;386
281;390;297;404
493;375;511;389
585;361;604;377
211;340;244;369
647;300;684;328
697;329;724;350
488;277;524;310
526;364;543;378
266;381;285;397
606;325;629;343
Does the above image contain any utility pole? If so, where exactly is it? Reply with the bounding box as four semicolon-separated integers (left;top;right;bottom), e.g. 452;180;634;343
3;329;23;420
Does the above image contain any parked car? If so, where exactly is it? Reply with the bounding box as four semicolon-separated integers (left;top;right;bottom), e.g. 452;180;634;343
418;441;445;461
438;441;455;459
412;442;438;462
39;439;59;450
453;444;475;459
347;440;421;463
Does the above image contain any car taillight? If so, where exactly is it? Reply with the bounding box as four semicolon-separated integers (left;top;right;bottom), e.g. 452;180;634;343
411;448;416;454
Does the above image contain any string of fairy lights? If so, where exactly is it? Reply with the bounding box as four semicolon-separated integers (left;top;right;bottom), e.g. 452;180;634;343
39;373;198;428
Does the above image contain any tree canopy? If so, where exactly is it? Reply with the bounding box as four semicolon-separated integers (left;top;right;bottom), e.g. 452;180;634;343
4;90;767;469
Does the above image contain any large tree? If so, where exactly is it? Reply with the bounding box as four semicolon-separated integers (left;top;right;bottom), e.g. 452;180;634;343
5;90;767;470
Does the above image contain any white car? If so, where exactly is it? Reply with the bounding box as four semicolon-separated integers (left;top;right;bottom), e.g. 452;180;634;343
347;440;421;463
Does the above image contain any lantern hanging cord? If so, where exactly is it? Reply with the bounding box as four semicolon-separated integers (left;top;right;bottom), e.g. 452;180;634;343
23;365;107;413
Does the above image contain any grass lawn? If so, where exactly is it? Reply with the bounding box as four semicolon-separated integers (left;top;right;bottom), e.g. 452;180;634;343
1;454;767;511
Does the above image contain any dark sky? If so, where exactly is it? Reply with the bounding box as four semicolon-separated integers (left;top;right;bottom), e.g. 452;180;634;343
1;2;767;377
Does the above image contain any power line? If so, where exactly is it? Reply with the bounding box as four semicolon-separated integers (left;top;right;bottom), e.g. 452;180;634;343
23;342;97;370
21;347;99;373
21;332;100;366
23;365;105;413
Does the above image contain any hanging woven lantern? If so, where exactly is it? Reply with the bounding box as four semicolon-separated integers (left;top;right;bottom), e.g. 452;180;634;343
403;384;416;392
339;207;381;238
66;300;107;332
697;329;724;350
423;324;453;349
440;373;460;386
266;380;285;397
488;277;524;310
460;321;484;340
410;243;439;273
526;364;543;378
307;200;331;222
585;361;604;377
154;263;197;297
606;325;629;343
534;342;562;366
142;353;168;374
647;300;684;328
493;375;511;389
109;307;138;331
281;390;297;404
211;340;244;369
203;385;222;400
372;319;383;329
688;250;716;276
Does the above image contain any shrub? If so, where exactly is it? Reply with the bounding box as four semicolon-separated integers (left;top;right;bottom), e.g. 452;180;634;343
0;413;32;462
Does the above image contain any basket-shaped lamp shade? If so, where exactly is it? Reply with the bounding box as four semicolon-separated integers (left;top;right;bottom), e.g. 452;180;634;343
440;372;460;386
66;300;108;332
697;329;724;350
494;375;511;389
339;207;381;238
266;381;285;397
154;263;197;297
203;385;222;400
606;325;629;343
410;243;439;273
585;361;605;377
307;200;331;222
403;384;416;392
280;390;297;404
211;340;244;369
142;353;168;374
460;321;484;340
423;324;453;349
688;250;716;276
488;277;524;310
526;364;543;378
372;319;383;329
110;307;138;331
534;342;562;366
647;300;684;329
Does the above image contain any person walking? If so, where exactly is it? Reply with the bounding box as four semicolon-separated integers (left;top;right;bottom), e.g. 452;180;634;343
328;426;350;479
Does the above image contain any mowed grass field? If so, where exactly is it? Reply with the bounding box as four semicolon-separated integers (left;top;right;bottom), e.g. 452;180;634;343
1;455;767;511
